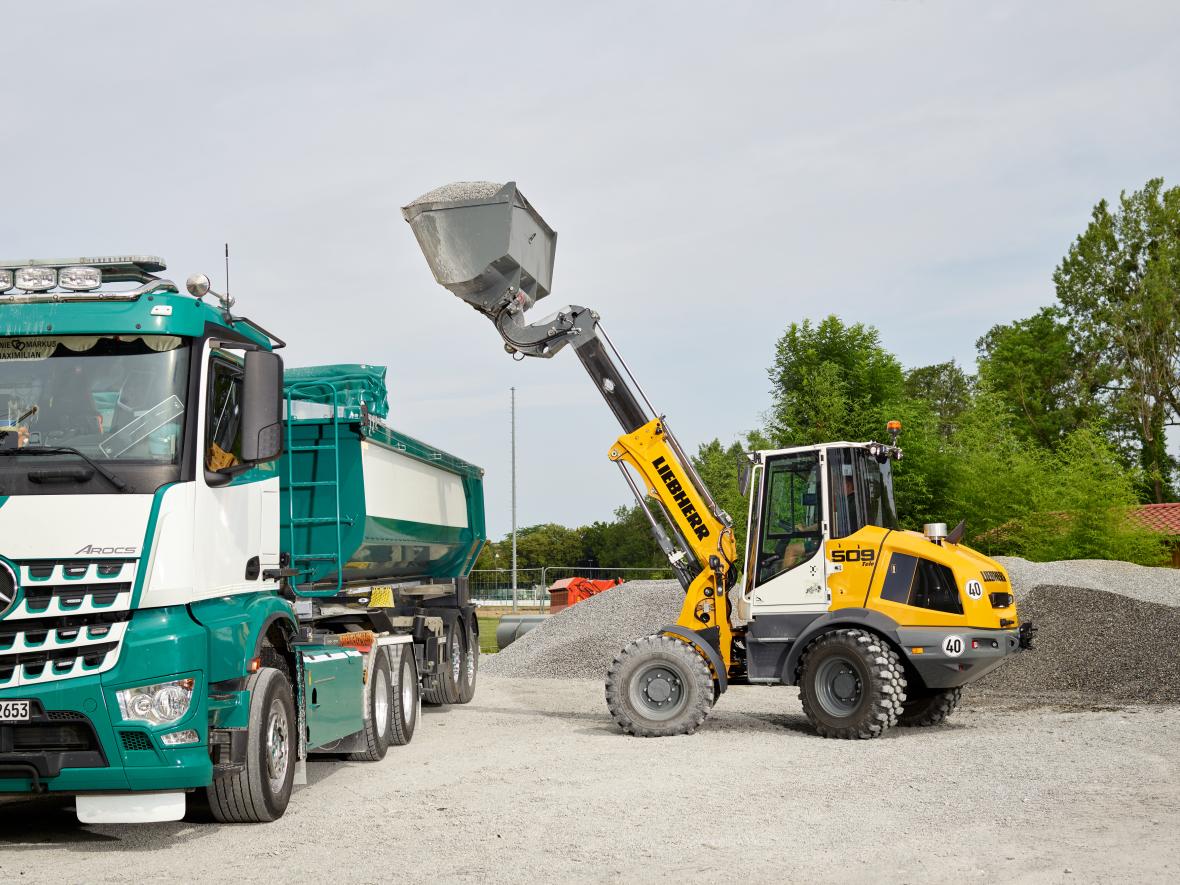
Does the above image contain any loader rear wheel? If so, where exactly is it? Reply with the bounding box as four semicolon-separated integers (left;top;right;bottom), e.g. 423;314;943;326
605;634;714;737
898;686;961;727
798;628;906;740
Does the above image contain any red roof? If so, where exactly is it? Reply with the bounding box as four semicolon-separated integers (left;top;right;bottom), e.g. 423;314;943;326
1129;503;1180;535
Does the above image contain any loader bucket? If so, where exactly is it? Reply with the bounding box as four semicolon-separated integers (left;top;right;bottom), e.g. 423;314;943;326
401;181;557;315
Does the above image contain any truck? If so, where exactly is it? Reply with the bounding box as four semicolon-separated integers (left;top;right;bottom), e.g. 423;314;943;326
0;256;486;822
403;181;1035;740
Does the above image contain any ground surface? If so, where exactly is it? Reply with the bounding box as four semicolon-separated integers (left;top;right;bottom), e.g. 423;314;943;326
1;677;1176;884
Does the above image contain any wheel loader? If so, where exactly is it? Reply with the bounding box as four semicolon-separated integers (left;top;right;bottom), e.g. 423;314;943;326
402;181;1035;739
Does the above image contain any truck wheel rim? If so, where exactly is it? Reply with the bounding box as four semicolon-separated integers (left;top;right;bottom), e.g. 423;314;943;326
465;633;476;683
451;637;461;684
814;656;863;717
402;658;416;722
629;663;685;721
266;700;289;789
374;667;390;739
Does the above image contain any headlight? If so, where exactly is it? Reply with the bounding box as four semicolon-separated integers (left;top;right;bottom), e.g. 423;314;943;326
58;266;101;291
14;266;56;292
0;270;13;293
116;679;194;726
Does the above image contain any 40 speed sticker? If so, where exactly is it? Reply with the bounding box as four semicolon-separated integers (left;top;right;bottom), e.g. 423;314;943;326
966;579;984;600
942;635;965;657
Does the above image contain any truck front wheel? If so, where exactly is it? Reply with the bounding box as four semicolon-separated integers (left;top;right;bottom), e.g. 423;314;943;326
208;667;296;822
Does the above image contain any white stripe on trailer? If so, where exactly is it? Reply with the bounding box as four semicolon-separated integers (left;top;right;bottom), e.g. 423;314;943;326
360;440;468;529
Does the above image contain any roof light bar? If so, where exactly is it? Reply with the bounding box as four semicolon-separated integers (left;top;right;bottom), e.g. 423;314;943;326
0;255;166;285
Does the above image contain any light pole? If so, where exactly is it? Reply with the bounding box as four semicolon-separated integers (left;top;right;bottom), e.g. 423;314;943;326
511;386;517;614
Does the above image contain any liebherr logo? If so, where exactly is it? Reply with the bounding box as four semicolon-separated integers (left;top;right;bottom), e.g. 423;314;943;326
75;545;138;556
651;456;711;541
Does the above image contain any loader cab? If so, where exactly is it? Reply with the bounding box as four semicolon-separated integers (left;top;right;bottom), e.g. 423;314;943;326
742;442;898;616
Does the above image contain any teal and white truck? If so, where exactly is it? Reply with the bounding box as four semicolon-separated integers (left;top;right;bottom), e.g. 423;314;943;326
0;256;486;823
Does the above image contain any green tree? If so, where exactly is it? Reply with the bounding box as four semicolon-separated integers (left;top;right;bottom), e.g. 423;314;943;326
1021;427;1165;564
691;437;751;557
976;307;1099;449
1054;178;1180;501
766;316;905;447
904;361;972;439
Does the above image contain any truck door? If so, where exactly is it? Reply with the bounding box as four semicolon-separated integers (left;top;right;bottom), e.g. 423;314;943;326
191;345;280;598
747;449;830;614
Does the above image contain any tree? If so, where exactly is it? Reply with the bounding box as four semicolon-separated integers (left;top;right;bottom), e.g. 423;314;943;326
766;316;905;447
1054;178;1180;502
692;437;751;557
976;307;1099;449
904;361;972;439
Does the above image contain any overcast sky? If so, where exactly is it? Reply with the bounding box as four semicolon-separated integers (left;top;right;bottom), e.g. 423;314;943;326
2;1;1178;538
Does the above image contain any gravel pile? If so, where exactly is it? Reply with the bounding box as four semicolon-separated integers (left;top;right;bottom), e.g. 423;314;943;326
407;181;504;205
996;556;1180;607
483;580;682;679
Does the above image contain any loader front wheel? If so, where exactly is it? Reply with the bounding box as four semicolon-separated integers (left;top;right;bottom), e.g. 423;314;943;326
898;685;961;727
798;628;906;739
605;634;714;737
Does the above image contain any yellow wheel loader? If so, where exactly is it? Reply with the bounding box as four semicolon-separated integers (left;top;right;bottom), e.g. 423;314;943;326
402;182;1035;739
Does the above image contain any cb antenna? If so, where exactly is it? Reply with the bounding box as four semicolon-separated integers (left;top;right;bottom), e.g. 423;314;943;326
224;243;231;301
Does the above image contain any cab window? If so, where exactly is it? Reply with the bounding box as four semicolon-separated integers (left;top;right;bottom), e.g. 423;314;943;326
206;359;244;472
829;447;899;539
756;451;822;586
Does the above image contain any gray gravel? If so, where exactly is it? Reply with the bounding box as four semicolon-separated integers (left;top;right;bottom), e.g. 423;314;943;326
3;678;1177;884
998;555;1180;607
407;180;504;205
484;580;681;679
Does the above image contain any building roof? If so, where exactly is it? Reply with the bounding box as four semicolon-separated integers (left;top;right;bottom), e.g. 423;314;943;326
1129;503;1180;536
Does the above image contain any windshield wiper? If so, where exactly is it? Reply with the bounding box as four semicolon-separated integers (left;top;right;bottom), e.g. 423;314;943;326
0;445;129;492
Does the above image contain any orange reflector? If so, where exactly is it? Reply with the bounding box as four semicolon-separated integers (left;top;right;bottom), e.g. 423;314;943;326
911;647;924;654
339;630;376;650
247;656;261;672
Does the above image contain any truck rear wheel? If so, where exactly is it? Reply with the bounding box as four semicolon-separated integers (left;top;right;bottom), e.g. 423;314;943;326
798;628;906;740
207;667;296;822
389;644;420;746
898;686;962;727
605;634;714;737
423;621;461;705
456;618;478;704
348;651;393;762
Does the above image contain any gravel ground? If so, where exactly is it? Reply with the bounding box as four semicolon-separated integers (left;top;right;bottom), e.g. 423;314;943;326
407;181;504;205
2;677;1175;884
484;581;681;679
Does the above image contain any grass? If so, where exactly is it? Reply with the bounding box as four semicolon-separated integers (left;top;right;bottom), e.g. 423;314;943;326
476;606;549;654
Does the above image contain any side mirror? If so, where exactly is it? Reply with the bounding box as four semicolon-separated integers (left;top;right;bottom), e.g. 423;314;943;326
738;462;752;497
241;351;284;463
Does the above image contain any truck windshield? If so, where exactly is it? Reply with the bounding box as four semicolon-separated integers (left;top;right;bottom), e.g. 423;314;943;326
0;335;189;464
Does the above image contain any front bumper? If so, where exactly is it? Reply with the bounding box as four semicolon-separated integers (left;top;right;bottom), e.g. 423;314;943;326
897;622;1031;689
0;605;212;794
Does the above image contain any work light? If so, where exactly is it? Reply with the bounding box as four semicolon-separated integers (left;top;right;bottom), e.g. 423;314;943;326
14;266;56;292
58;266;102;291
0;270;12;293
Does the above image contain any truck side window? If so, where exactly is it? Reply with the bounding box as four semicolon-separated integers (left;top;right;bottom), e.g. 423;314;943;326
206;359;244;472
756;451;822;586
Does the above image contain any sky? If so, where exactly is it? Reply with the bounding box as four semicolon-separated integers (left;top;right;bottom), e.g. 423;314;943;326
2;1;1178;538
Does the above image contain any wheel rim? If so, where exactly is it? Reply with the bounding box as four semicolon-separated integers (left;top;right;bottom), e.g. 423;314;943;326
265;699;289;790
451;634;462;684
628;663;687;721
813;656;864;718
464;630;476;684
401;655;416;723
374;667;390;739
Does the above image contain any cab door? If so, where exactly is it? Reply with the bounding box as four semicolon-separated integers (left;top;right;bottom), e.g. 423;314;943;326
746;449;831;615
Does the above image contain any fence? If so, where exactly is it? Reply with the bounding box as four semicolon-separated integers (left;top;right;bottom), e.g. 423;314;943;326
469;566;674;611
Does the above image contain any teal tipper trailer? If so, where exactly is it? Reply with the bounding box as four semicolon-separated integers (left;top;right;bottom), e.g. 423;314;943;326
280;365;486;594
0;256;486;824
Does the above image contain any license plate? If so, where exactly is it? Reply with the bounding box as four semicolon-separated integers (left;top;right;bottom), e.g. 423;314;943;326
0;700;31;722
